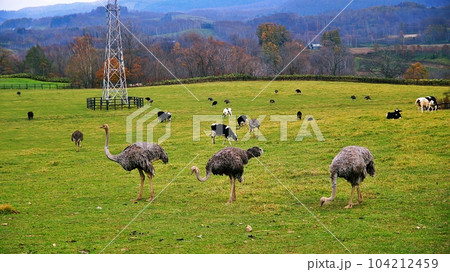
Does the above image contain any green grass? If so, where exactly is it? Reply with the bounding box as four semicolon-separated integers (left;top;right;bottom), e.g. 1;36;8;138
0;78;69;88
0;81;449;254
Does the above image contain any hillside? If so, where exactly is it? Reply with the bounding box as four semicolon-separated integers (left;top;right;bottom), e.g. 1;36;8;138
0;2;448;50
0;0;448;23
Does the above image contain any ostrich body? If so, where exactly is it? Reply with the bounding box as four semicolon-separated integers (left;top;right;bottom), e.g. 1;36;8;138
320;146;375;209
100;124;168;202
191;147;263;204
71;130;83;152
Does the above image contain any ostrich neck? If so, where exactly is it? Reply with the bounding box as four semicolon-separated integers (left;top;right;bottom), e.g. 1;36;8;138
327;175;337;201
194;169;211;182
104;128;118;162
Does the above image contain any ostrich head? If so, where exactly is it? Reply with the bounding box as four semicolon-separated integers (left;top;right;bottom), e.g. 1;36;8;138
190;166;200;175
100;124;109;130
320;197;331;206
246;147;263;158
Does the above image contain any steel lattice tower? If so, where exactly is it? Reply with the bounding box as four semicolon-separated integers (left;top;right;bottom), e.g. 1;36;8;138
102;0;128;103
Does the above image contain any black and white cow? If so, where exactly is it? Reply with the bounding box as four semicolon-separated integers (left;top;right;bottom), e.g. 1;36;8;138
157;111;172;122
222;107;232;118
386;109;402;119
210;123;238;145
425;96;438;111
237;115;248;129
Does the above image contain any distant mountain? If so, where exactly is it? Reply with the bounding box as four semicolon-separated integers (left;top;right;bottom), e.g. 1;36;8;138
0;0;448;23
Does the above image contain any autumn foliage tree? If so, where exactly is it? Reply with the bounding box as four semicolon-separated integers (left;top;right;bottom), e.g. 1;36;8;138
403;62;429;80
66;34;100;88
256;23;292;73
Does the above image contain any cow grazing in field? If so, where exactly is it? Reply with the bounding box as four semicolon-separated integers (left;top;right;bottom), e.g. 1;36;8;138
208;97;214;101
27;111;34;120
351;95;356;100
157;111;172;122
415;97;430;113
297;111;302;120
386;109;402;119
296;89;301;94
17;91;21;96
237;115;248;129
274;89;278;94
222;108;232;118
224;99;230;104
270;99;275;104
145;97;153;104
210;123;238;145
365;96;371;100
425;96;438;111
212;101;218;107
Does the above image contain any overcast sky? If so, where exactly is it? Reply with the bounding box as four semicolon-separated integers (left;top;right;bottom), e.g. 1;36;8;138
0;0;97;11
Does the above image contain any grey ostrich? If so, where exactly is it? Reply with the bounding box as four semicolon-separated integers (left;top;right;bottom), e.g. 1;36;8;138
191;147;263;204
320;146;375;209
100;124;169;202
71;130;83;152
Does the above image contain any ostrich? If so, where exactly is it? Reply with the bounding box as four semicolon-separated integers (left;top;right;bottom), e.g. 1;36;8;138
212;101;218;107
71;130;83;152
320;146;375;209
191;146;263;204
100;124;169;202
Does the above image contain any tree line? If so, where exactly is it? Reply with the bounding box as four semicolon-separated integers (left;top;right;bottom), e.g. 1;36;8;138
0;24;447;87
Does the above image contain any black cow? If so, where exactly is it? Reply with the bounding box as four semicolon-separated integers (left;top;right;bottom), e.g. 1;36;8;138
296;89;301;94
224;99;230;104
237;115;248;129
211;123;238;145
274;90;278;94
17;91;21;96
386;109;402;119
157;111;172;122
208;97;214;101
27;111;34;120
351;95;356;100
297;111;302;120
212;101;218;107
270;99;275;104
365;96;371;100
425;96;438;111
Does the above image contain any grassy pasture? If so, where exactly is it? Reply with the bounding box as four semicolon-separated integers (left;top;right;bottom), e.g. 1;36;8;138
0;78;69;88
0;80;448;254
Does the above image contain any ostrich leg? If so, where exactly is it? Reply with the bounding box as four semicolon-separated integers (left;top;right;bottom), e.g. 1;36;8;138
226;177;235;205
357;185;363;204
232;178;237;201
344;186;356;209
133;169;145;201
146;172;155;202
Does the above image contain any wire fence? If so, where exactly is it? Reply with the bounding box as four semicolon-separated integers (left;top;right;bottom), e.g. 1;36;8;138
0;83;80;90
